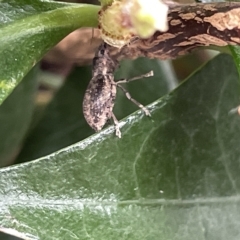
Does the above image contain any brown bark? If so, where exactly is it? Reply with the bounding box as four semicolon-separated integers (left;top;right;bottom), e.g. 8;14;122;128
114;2;240;60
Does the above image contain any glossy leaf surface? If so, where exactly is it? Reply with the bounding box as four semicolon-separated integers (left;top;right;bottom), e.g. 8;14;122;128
1;54;240;239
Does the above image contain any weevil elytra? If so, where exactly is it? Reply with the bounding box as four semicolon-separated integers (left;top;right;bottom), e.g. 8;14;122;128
83;43;153;138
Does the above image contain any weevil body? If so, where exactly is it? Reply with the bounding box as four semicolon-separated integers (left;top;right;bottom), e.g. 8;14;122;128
83;42;153;138
83;43;119;133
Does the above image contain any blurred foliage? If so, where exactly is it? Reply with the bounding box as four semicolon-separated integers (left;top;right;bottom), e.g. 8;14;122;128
1;1;240;240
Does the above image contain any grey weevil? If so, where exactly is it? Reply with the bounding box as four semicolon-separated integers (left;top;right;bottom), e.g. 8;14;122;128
83;43;153;138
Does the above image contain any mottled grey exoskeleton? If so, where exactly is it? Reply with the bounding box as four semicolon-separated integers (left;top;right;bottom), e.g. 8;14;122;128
83;43;153;138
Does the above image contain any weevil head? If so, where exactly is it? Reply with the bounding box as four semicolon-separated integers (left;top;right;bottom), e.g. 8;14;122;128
95;42;109;58
92;43;118;76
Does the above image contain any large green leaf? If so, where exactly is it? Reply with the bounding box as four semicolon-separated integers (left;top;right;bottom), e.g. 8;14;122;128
0;67;38;167
16;58;175;162
1;54;240;239
0;0;99;104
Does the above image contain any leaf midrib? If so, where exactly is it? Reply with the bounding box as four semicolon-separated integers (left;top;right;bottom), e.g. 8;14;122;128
1;195;240;210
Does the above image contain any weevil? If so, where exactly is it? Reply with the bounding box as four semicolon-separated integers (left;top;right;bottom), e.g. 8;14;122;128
83;43;153;138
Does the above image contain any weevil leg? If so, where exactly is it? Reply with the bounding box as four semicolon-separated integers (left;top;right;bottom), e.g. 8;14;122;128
111;113;121;138
117;84;151;116
115;70;153;116
116;71;153;84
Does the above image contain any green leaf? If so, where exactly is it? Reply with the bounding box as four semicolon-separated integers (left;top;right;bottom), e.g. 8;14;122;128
1;54;240;239
16;66;94;163
16;58;175;163
229;46;240;79
0;67;38;167
0;0;99;104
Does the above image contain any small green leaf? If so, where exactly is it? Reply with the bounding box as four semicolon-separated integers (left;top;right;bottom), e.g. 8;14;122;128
0;67;38;167
16;66;94;163
0;0;99;104
229;46;240;80
1;54;240;239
